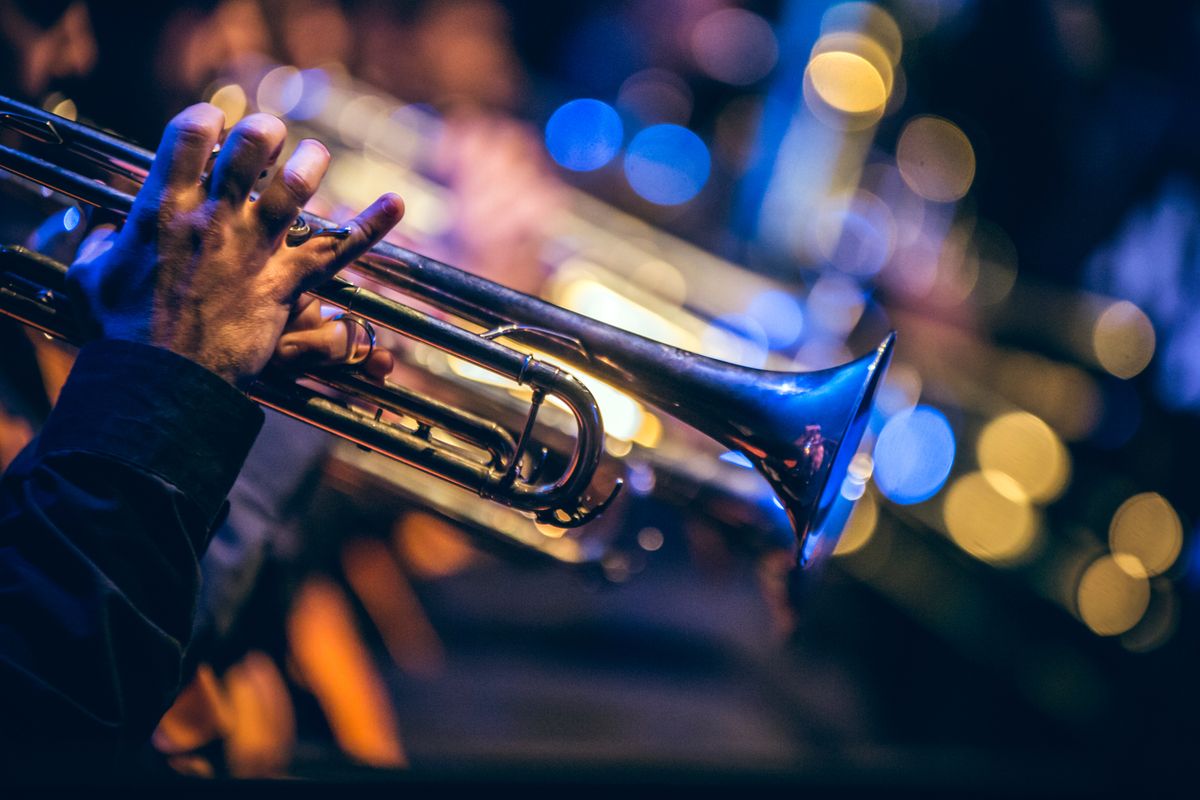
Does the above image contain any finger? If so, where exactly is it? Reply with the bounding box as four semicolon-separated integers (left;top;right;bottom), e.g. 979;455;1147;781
361;348;395;381
254;139;331;240
72;225;117;267
207;112;287;208
274;316;376;368
286;294;324;330
282;193;404;293
139;104;225;198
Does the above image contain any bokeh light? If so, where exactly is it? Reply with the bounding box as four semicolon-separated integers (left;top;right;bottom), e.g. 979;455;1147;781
545;98;624;172
804;50;888;131
943;471;1039;565
1092;300;1155;379
807;274;867;335
833;489;878;556
977;412;1071;503
49;96;77;122
700;313;769;369
290;68;333;120
896;115;976;202
873;405;956;504
1108;493;1183;577
746;289;805;348
814;190;896;277
208;83;248;129
874;362;922;417
821;2;904;65
624;124;711;205
690;8;779;86
256;65;303;117
1076;554;1151;636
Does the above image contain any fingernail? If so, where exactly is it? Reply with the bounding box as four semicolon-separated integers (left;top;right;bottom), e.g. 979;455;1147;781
381;193;402;216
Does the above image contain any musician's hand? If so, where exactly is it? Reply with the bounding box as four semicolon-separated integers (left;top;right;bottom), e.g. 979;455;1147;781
271;294;395;381
66;103;404;387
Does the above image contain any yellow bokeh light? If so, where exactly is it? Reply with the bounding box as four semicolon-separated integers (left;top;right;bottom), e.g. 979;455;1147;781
50;97;78;121
1076;554;1151;636
208;84;248;129
896;115;976;203
1092;300;1155;379
1108;492;1182;577
632;411;662;449
943;471;1038;565
977;412;1071;503
806;51;888;114
834;490;878;556
802;31;893;131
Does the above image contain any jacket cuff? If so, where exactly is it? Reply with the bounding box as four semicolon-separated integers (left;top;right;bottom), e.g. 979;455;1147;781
32;339;265;524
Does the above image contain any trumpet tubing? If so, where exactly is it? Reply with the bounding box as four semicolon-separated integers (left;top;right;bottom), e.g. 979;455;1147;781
0;94;893;567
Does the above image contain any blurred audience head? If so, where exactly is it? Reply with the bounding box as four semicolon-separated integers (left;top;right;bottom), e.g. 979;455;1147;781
0;0;96;98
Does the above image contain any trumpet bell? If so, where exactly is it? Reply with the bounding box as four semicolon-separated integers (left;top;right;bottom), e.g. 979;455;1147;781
731;333;895;566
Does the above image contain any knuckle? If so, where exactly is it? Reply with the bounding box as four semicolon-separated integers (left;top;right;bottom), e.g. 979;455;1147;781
171;113;220;149
234;114;285;152
280;166;316;203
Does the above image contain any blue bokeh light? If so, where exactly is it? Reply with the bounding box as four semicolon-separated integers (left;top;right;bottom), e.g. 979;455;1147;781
873;405;956;505
747;289;805;348
624;124;711;205
290;68;332;120
544;99;623;172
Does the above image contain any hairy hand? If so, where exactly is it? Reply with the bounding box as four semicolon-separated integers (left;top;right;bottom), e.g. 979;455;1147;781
67;104;404;386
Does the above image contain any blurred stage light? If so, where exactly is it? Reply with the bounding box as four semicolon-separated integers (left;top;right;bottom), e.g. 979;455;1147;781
256;65;303;117
691;8;779;86
1108;493;1183;578
833;489;879;556
746;289;805;348
290;68;332;120
701;313;770;368
896;115;976;202
1076;554;1151;636
874;361;922;418
943;470;1039;565
208;83;248;128
624;124;711;205
807;274;867;335
48;96;77;122
637;527;665;552
977;412;1071;503
1092;299;1155;379
628;258;688;305
821;2;903;65
545;98;624;172
873;405;956;504
814;190;896;277
804;50;888;127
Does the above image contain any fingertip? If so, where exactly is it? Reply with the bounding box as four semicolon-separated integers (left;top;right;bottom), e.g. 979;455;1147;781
365;349;395;381
381;192;404;219
175;103;226;138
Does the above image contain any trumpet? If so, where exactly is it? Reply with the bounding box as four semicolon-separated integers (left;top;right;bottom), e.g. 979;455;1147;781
0;94;894;567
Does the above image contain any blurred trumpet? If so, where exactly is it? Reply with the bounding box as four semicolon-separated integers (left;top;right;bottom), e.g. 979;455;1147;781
0;91;892;566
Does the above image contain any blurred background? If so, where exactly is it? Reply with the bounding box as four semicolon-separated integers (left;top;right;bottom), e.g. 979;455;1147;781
2;0;1199;790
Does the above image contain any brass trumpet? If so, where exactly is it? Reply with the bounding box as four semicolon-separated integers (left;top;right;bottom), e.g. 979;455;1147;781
0;94;894;567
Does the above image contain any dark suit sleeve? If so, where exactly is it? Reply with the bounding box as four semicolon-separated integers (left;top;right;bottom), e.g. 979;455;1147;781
0;339;263;755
